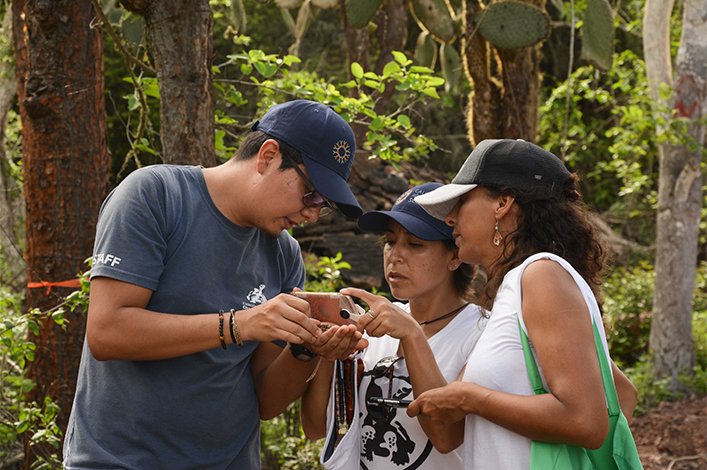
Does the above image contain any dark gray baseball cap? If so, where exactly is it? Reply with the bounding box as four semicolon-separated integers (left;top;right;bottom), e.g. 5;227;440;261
415;139;571;219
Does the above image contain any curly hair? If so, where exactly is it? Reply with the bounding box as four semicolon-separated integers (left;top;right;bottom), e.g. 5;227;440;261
480;173;607;311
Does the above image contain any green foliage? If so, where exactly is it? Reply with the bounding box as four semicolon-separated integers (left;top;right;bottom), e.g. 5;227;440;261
0;287;63;468
260;401;323;470
602;262;654;365
213;44;442;163
539;50;659;244
603;262;707;413
303;252;351;293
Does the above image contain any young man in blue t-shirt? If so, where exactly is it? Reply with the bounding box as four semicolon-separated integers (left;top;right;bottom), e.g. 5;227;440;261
63;100;367;469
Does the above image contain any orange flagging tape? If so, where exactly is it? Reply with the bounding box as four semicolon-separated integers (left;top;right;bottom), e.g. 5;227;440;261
27;279;82;294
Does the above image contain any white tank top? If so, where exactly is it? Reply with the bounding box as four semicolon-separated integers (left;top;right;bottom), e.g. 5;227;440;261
462;253;612;470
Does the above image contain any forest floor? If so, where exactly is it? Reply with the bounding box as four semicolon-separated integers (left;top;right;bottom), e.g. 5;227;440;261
632;394;706;469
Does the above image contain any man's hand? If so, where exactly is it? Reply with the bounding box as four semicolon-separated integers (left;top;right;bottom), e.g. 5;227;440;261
238;293;321;344
307;323;367;361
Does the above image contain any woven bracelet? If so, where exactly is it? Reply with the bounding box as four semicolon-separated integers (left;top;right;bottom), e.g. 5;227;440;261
218;311;227;350
228;310;237;344
230;309;244;346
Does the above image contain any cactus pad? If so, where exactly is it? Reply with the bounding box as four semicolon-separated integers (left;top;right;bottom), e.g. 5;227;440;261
440;43;461;91
346;0;382;28
312;0;338;9
275;0;303;9
477;1;551;49
414;31;438;68
580;0;614;70
409;0;458;43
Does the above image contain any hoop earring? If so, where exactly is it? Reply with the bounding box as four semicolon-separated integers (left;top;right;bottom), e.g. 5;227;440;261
493;221;502;246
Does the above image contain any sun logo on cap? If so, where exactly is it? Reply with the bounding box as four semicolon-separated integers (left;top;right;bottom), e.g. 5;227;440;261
332;140;351;164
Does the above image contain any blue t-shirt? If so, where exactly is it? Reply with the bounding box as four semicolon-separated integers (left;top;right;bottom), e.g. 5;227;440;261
63;165;305;469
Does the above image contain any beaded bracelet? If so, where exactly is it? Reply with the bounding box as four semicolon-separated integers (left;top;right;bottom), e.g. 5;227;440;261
229;308;244;346
218;311;227;349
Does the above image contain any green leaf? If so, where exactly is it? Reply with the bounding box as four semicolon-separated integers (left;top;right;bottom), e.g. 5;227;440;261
283;55;302;66
382;61;401;77
392;50;408;65
422;87;440;99
409;65;434;74
425;76;446;87
351;62;364;79
369;116;385;131
396;114;411;128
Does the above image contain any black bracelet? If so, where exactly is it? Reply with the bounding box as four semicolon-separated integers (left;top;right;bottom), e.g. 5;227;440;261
218;311;227;349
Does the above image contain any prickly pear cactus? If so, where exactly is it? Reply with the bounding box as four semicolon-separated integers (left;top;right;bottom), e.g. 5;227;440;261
414;31;438;68
311;0;338;9
275;0;303;9
580;0;614;70
230;0;246;34
477;0;551;49
346;0;382;28
440;43;461;91
409;0;457;43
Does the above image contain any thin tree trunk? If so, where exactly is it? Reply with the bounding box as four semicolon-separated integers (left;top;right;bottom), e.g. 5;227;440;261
0;6;23;290
645;0;704;388
121;0;216;166
462;0;502;145
12;0;110;464
462;0;544;144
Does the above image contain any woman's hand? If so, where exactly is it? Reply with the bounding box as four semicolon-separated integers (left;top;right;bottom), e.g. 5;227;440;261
407;381;471;424
340;287;421;340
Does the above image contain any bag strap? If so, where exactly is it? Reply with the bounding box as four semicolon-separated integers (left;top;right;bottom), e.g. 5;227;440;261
519;320;548;395
518;319;620;416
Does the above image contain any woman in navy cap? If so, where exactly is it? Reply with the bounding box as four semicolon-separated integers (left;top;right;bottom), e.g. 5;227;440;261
301;183;487;469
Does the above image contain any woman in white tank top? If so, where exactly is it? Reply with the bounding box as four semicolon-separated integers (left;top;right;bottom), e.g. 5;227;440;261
408;139;638;470
301;183;487;469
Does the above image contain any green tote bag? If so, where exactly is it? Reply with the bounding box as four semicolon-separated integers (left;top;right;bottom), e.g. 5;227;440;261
519;319;644;470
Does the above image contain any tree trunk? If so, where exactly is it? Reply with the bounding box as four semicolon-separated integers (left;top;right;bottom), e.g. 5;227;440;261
120;0;216;166
462;0;544;144
0;6;23;290
12;0;110;464
644;0;704;388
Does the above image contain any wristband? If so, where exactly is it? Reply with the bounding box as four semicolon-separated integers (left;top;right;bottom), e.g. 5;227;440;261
290;343;316;361
229;309;244;346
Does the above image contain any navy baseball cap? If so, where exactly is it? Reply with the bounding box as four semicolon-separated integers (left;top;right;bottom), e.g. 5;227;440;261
416;139;572;219
252;100;363;218
358;183;453;241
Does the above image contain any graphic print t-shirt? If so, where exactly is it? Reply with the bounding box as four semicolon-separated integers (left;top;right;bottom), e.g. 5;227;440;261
358;303;486;470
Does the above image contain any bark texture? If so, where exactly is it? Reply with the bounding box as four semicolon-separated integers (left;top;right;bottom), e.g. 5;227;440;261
644;0;704;386
121;0;216;166
462;0;544;145
12;0;110;464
